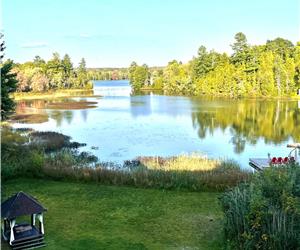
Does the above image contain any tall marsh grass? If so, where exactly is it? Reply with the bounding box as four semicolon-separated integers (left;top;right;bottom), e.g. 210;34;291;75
43;154;250;192
221;163;300;249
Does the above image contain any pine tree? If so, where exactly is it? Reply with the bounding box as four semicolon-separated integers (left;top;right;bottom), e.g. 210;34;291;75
231;32;249;65
1;60;18;119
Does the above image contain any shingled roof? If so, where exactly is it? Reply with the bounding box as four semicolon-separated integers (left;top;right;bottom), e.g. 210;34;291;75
1;192;47;219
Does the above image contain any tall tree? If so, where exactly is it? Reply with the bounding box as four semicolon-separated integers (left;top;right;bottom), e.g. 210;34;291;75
0;33;5;62
231;32;249;65
1;60;18;119
78;58;87;74
62;54;73;87
76;58;88;87
1;33;17;119
47;52;63;88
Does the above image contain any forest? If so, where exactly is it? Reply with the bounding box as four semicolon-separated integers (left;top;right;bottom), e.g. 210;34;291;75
129;33;300;97
12;53;92;92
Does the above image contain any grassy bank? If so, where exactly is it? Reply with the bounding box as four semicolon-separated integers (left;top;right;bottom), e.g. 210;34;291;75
2;178;223;250
43;153;251;192
12;88;96;101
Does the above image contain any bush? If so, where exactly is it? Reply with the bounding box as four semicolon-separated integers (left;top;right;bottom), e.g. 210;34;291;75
1;129;44;180
221;163;300;249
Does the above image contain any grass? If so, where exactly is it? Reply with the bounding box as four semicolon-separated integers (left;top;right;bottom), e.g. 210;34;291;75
12;89;96;101
44;154;250;192
2;178;224;250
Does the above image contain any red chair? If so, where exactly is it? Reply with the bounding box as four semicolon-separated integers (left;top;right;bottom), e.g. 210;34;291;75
283;157;289;163
271;157;278;164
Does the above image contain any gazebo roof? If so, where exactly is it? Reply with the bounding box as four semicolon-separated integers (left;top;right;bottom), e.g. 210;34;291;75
1;191;47;220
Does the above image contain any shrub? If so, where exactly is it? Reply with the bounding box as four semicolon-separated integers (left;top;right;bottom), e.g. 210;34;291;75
1;128;44;180
221;163;300;249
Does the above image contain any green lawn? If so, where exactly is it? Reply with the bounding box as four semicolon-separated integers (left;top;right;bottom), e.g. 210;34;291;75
2;178;223;250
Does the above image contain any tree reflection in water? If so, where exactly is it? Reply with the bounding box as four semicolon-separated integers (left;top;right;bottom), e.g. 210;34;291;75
191;99;300;153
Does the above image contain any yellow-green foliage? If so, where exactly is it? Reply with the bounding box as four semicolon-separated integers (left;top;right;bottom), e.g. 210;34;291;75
14;53;91;93
141;34;300;97
137;154;223;171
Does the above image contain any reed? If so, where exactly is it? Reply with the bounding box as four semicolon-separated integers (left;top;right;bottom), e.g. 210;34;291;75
42;154;250;192
221;163;300;249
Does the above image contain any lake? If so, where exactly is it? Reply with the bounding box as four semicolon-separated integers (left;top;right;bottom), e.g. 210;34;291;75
12;80;300;169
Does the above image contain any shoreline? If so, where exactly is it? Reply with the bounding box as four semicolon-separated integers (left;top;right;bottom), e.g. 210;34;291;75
12;88;96;100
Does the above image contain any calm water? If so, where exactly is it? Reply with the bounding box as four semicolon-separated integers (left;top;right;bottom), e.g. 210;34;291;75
12;80;300;169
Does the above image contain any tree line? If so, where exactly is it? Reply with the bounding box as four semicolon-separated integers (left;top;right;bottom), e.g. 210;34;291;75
129;33;300;97
14;53;92;92
88;68;128;81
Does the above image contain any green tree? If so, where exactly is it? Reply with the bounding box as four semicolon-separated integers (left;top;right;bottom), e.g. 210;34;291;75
257;51;275;96
163;60;192;95
0;33;5;61
294;41;300;92
128;62;150;91
33;56;46;67
266;38;294;60
231;32;249;65
61;54;73;87
1;60;18;119
47;52;63;88
75;58;90;88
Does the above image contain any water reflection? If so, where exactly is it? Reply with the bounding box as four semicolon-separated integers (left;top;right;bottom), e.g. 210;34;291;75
191;99;300;153
130;95;152;117
14;98;95;126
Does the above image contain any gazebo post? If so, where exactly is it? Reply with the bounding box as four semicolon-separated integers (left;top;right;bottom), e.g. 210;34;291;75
2;219;8;241
37;213;44;234
9;218;16;245
31;214;36;226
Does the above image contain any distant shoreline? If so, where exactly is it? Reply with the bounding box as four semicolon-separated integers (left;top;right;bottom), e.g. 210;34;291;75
12;88;97;101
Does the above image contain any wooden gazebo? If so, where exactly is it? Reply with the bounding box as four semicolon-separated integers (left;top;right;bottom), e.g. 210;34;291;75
1;191;47;249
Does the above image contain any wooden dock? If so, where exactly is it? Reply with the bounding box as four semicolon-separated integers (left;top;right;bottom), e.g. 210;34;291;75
249;143;300;171
249;158;270;171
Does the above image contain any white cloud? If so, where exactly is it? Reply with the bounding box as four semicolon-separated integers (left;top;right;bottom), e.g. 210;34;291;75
20;42;48;48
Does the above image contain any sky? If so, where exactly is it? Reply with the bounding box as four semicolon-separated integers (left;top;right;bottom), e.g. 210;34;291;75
1;0;300;68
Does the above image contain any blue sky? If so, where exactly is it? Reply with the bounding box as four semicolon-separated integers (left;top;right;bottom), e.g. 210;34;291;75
2;0;299;68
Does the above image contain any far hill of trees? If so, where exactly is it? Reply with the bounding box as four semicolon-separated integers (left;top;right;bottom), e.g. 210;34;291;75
87;68;129;81
128;33;300;97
